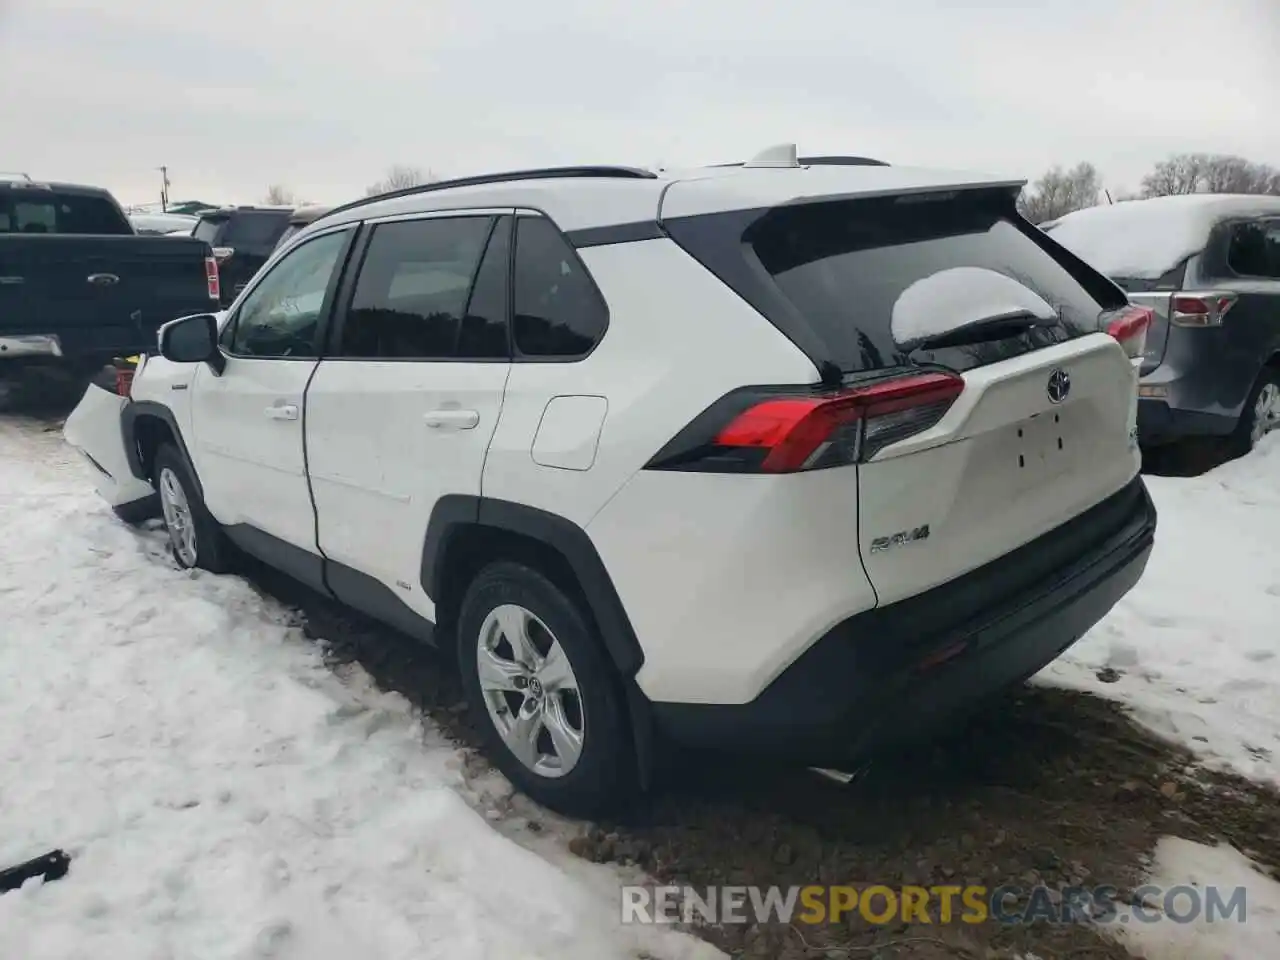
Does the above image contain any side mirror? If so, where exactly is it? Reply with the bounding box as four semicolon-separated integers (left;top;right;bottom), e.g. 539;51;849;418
158;313;225;373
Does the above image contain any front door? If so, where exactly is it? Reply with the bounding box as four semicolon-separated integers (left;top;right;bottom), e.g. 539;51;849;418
190;226;355;554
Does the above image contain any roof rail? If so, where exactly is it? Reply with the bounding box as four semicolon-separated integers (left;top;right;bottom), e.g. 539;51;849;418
322;165;658;221
706;155;890;169
0;171;34;182
798;155;889;167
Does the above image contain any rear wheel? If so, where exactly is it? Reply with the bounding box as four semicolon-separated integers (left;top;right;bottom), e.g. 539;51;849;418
1234;369;1280;454
153;444;231;572
457;561;633;817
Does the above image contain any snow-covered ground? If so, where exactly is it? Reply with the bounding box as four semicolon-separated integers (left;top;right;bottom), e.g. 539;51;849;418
1039;434;1280;786
0;419;718;960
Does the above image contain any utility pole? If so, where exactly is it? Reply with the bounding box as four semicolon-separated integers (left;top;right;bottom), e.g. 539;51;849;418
157;166;171;211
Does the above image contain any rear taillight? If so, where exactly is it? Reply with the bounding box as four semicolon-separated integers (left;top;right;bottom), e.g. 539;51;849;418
646;372;965;473
1171;292;1238;328
112;358;137;397
1104;305;1153;359
205;256;221;301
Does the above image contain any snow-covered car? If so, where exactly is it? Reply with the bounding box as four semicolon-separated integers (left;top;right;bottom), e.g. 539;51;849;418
64;147;1159;817
1049;195;1280;453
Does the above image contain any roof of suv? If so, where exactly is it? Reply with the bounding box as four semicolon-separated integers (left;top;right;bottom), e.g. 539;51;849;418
1049;194;1280;280
307;148;1023;238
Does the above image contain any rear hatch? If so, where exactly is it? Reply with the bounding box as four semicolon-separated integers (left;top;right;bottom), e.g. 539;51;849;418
663;180;1142;604
0;235;216;352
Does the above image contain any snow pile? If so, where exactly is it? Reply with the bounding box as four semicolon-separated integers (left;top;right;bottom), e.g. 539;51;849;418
1109;837;1280;960
1040;434;1280;784
889;266;1058;349
0;422;717;960
1048;194;1280;280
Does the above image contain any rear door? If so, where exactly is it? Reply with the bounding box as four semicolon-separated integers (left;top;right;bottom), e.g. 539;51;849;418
304;210;513;623
667;186;1141;605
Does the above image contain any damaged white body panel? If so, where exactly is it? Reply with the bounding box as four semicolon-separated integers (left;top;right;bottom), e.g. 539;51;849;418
62;384;154;509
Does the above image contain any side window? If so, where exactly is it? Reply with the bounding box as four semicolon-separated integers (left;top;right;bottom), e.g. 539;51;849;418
512;215;608;358
227;229;349;358
1265;221;1280;280
1226;220;1276;279
337;216;492;359
193;218;223;245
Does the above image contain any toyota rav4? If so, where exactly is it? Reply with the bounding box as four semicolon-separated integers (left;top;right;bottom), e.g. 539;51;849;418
64;146;1158;816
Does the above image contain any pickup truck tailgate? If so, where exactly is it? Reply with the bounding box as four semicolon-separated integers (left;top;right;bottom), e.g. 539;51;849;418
0;235;215;356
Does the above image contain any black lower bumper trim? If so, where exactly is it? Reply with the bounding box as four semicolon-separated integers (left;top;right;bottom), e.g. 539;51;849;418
651;476;1157;763
1138;399;1235;443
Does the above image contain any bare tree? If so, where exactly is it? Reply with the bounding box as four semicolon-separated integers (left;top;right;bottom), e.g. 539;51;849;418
263;183;296;205
1200;155;1280;194
365;165;434;197
1140;154;1209;197
1141;153;1280;197
1016;162;1102;224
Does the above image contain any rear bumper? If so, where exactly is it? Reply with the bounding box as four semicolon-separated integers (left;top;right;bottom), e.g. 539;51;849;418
0;335;63;360
650;476;1157;762
1137;398;1236;443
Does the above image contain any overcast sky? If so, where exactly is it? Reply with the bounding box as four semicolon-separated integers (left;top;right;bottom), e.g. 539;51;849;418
2;0;1276;207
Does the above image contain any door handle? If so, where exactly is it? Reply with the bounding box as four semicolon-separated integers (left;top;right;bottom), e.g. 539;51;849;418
0;276;24;285
264;403;299;421
424;409;480;429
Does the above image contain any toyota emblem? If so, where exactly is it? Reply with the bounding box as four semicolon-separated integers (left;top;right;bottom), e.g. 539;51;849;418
1046;368;1071;404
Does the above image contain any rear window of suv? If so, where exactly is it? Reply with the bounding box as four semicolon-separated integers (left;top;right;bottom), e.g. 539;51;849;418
224;211;290;248
667;188;1125;374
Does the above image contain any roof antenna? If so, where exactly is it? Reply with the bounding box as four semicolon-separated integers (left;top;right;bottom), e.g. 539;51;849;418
743;143;800;169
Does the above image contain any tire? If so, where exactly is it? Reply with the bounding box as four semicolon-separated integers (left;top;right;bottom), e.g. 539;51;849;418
457;561;634;818
152;444;231;573
111;494;161;526
1232;368;1280;455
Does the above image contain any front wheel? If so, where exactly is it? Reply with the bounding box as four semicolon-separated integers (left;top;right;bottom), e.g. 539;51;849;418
457;561;634;818
153;445;231;573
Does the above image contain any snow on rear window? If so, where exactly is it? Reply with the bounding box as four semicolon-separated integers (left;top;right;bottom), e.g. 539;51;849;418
1050;195;1280;280
890;266;1057;349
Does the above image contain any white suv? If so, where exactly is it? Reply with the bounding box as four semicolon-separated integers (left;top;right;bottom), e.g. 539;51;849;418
65;146;1158;816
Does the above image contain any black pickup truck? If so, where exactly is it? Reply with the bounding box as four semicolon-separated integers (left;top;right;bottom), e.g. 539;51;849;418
0;177;220;375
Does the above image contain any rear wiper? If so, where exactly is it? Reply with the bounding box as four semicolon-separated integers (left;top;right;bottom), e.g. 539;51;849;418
901;309;1054;352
